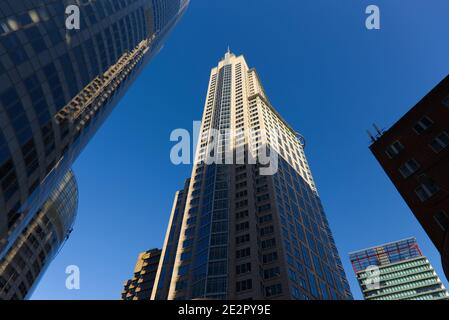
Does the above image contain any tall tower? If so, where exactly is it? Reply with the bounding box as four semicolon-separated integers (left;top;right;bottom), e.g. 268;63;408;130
153;51;352;300
0;0;189;261
350;238;449;300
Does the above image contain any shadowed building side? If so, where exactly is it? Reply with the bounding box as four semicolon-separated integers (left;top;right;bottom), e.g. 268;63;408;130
151;178;190;300
369;75;449;281
121;248;162;300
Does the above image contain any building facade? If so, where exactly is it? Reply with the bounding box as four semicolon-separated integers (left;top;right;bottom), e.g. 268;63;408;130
153;51;352;300
122;248;162;300
349;238;449;300
151;179;190;300
0;169;78;300
0;0;189;261
369;75;449;281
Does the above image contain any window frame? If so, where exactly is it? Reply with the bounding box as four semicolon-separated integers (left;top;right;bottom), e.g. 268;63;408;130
398;158;420;178
413;116;434;134
385;140;404;159
429;131;449;153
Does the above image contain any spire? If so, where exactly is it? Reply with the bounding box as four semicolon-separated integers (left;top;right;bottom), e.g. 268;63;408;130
224;46;232;60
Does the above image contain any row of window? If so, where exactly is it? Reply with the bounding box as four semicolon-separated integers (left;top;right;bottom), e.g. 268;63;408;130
384;112;449;234
386;130;449;160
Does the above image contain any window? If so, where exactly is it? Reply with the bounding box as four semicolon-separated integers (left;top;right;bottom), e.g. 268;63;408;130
2;33;29;64
443;95;449;108
263;267;281;279
208;261;227;275
183;239;193;249
398;159;420;178
265;283;282;297
176;281;186;290
430;132;449;153
262;251;278;264
178;265;190;277
415;177;440;202
285;268;297;284
291;286;301;299
18;282;27;296
236;234;250;245
181;252;192;261
210;247;227;260
236;247;250;259
236;210;249;219
206;277;227;294
236;279;252;292
385;141;404;158
212;221;228;233
434;211;449;232
261;238;276;249
259;214;273;224
260;225;274;236
257;204;271;213
236;221;249;232
308;273;319;298
185;227;195;237
413;116;433;134
236;263;251;275
211;233;228;246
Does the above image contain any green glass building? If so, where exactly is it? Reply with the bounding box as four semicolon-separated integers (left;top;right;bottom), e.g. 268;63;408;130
349;238;449;300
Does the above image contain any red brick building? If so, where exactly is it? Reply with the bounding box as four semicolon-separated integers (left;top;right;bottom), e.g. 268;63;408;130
370;75;449;281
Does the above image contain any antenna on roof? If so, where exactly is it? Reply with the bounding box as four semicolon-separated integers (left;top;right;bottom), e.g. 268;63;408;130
373;123;384;136
367;129;376;143
223;46;232;60
367;123;385;144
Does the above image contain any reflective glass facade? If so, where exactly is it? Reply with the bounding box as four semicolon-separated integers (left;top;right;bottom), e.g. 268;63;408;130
0;169;78;300
0;0;189;259
152;178;190;300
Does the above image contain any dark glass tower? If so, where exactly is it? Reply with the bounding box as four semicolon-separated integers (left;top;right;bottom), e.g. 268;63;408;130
0;0;189;259
0;169;78;300
152;51;352;300
152;178;190;300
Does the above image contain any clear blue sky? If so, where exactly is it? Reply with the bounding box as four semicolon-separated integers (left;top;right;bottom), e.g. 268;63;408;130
31;0;449;300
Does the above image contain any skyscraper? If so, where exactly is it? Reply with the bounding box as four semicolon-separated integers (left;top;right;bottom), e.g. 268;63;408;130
122;248;162;300
152;51;352;300
0;169;78;300
0;0;189;262
369;75;449;281
349;238;449;300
